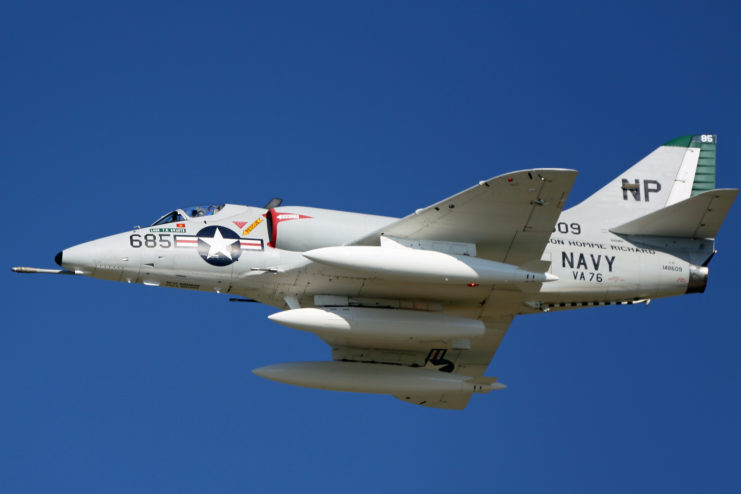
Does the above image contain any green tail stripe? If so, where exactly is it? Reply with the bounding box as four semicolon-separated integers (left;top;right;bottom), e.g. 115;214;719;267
662;134;717;195
663;135;693;147
689;134;717;196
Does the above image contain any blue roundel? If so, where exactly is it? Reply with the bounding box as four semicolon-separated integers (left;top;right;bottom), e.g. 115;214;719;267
196;226;242;266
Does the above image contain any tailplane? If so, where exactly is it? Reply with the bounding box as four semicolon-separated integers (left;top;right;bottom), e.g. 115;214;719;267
610;188;737;238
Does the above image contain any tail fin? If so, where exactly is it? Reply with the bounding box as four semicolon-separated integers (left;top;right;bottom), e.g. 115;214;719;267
565;134;719;226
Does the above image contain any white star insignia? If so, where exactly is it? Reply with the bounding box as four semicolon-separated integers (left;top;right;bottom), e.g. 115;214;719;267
201;228;236;260
424;361;448;371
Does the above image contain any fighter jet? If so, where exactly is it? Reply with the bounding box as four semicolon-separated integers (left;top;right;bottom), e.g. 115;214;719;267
13;134;737;409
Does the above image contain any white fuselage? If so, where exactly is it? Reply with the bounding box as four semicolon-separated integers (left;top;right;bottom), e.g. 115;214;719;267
55;204;710;321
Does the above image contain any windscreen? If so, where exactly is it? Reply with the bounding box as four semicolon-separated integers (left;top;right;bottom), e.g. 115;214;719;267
151;211;186;226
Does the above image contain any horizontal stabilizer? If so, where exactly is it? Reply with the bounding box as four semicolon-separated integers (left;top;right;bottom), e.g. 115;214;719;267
610;188;738;238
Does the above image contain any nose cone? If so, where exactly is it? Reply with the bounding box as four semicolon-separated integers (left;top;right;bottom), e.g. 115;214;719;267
57;241;96;274
58;231;141;280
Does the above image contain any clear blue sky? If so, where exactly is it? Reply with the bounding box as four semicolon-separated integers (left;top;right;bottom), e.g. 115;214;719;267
3;2;740;492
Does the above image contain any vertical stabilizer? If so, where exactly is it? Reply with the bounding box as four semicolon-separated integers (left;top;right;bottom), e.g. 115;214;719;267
564;134;718;226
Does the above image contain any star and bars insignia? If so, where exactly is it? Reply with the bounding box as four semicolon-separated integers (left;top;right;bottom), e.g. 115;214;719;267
175;225;264;266
424;349;455;373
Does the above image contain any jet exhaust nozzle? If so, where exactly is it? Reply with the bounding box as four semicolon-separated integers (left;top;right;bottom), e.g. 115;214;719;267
686;264;708;294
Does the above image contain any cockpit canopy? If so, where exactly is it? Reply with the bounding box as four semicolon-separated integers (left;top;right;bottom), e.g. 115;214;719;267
182;204;224;218
151;204;225;226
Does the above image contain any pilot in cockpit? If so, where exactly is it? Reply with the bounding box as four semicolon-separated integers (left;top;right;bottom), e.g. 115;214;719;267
151;205;224;226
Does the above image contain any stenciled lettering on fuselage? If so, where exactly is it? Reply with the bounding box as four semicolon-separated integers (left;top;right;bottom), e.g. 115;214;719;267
174;226;264;266
561;251;616;283
621;178;662;201
242;217;263;236
149;227;187;233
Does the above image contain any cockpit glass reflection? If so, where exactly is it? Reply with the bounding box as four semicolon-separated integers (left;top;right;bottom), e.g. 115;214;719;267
150;204;224;225
183;204;224;218
151;211;186;226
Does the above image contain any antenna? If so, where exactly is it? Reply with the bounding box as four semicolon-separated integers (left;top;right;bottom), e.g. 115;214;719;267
263;198;283;209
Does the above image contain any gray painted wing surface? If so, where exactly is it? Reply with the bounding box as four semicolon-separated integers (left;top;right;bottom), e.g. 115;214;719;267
352;169;577;265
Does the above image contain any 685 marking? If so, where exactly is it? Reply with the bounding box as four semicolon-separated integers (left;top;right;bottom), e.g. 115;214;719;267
130;233;172;248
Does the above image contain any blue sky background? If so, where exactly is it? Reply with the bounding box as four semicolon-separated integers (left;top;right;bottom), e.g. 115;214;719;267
3;1;740;492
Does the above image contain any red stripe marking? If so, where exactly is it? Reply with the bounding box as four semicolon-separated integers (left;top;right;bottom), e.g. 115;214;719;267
177;239;198;244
